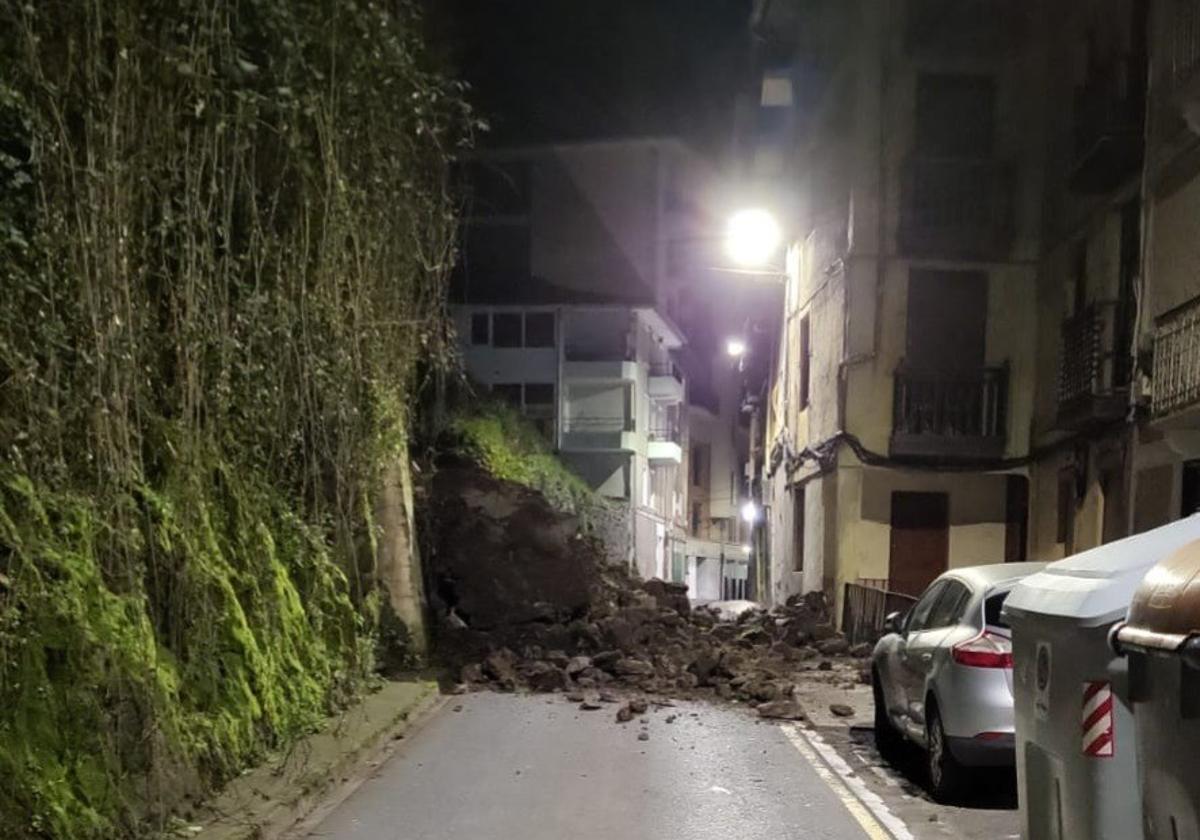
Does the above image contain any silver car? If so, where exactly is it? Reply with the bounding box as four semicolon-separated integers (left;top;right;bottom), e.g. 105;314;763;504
870;562;1046;800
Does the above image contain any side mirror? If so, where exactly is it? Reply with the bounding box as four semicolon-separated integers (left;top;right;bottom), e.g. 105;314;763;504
884;611;904;635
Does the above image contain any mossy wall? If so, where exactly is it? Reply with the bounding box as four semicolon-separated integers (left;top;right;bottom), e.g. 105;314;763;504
0;1;476;836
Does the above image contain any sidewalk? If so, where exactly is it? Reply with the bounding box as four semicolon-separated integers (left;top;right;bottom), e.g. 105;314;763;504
190;680;441;840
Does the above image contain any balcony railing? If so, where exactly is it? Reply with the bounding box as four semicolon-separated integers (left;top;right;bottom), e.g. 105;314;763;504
563;416;634;433
1070;56;1146;193
891;365;1008;459
1153;296;1200;419
1056;301;1130;429
899;156;1015;260
649;362;684;383
648;425;681;444
564;346;633;362
1168;0;1200;91
905;0;1023;56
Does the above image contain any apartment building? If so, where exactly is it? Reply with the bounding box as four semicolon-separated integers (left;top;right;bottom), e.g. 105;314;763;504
746;0;1047;617
1026;0;1147;559
1131;0;1200;528
453;138;751;586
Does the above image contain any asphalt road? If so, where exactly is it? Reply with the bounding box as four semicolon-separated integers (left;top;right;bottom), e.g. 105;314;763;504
297;692;882;840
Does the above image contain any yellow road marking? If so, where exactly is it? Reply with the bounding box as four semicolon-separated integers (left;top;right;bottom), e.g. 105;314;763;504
780;725;903;840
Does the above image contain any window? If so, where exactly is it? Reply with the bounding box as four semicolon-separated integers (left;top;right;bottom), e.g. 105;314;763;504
927;579;972;629
905;580;948;633
691;502;702;534
915;73;995;157
1057;469;1076;551
1184;461;1200;518
691;445;706;488
793;487;805;571
470;313;490;345
799;314;811;410
493;313;522;348
493;383;522;406
524;383;555;407
524;312;556;348
985;591;1011;630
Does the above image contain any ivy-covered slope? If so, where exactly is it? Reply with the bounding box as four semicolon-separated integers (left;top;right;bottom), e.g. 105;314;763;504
0;2;476;837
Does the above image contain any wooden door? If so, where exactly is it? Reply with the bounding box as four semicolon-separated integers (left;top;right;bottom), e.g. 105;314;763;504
888;491;950;597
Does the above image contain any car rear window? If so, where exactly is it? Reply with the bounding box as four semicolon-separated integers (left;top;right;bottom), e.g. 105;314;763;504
985;591;1010;629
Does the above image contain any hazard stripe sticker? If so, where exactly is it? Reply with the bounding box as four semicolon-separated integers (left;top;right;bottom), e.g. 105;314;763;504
1082;681;1114;758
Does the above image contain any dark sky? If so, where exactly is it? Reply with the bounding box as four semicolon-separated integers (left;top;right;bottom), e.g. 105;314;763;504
428;0;752;152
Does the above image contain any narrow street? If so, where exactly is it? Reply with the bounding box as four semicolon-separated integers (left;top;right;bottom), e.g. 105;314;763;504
298;693;879;839
295;693;1019;840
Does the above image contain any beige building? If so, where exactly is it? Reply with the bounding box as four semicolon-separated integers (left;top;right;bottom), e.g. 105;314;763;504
753;0;1200;626
749;0;1048;619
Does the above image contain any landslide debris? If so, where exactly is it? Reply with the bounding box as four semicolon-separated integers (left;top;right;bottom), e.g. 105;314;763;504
428;466;866;714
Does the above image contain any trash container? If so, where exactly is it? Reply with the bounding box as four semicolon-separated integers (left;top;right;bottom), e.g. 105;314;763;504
1112;537;1200;840
1003;515;1200;840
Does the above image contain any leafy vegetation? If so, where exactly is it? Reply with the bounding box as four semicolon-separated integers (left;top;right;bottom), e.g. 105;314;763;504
0;1;476;836
448;402;609;521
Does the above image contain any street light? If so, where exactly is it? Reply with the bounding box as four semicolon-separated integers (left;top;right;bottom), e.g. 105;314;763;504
725;208;782;268
725;337;747;358
740;500;760;524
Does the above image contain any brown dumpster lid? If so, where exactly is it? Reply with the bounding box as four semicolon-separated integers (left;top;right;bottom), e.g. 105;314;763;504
1118;539;1200;653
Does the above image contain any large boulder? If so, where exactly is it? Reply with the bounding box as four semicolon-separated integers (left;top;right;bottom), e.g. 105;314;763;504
641;578;691;616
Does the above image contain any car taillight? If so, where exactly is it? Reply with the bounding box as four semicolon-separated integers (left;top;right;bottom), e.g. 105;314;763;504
952;631;1013;669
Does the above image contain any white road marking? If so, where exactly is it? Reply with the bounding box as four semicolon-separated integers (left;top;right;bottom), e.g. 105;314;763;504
781;725;917;840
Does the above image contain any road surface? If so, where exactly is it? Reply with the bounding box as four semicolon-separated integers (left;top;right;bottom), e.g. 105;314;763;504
296;692;889;839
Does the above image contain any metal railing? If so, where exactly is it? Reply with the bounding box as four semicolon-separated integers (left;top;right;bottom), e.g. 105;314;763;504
1153;295;1200;418
1073;55;1146;160
562;415;634;433
564;346;634;363
1169;0;1200;90
843;582;919;646
648;425;681;443
899;156;1015;258
649;362;684;383
1058;301;1128;408
892;365;1008;450
905;0;1021;55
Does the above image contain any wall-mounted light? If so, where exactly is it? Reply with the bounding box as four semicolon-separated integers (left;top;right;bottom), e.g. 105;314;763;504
725;337;747;358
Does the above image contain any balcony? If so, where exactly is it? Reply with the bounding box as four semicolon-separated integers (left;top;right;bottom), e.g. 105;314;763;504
648;425;683;464
560;416;637;453
891;365;1008;459
648;362;685;403
1152;296;1200;424
1069;56;1146;193
563;348;638;382
899;156;1015;260
1056;301;1130;430
905;0;1024;58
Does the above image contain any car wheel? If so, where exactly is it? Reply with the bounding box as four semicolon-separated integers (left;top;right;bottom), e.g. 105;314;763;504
872;671;902;761
926;703;966;802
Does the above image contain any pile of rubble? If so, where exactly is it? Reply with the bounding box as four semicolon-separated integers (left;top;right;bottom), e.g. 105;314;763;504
427;466;870;721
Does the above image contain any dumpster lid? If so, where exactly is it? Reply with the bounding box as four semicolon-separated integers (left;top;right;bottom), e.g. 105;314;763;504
1116;539;1200;652
1004;515;1200;627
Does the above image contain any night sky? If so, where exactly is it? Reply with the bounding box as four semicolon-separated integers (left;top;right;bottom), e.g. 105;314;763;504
428;0;752;151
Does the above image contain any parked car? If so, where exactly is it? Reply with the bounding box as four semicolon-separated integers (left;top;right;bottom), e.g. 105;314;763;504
870;562;1046;800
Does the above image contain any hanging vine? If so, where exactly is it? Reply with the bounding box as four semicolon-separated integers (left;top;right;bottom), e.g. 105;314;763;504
0;1;476;836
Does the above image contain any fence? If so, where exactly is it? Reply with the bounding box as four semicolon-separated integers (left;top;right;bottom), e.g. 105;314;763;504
842;582;919;645
1153;295;1200;418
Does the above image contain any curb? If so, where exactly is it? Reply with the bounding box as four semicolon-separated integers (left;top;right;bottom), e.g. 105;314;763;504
192;680;443;840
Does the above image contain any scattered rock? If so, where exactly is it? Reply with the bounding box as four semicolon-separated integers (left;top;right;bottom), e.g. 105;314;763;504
520;661;568;693
848;642;873;658
829;703;855;718
637;732;650;741
817;660;833;671
565;692;586;703
616;705;635;723
757;700;807;721
815;637;851;656
613;657;655;677
460;663;485;684
580;701;602;711
665;714;677;724
628;697;649;715
565;655;592;677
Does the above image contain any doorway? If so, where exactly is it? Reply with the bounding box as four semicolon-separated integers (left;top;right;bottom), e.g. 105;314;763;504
889;491;950;596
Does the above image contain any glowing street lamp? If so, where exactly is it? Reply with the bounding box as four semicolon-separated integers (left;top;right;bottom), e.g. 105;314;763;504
725;337;747;358
740;500;761;524
725;208;782;268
